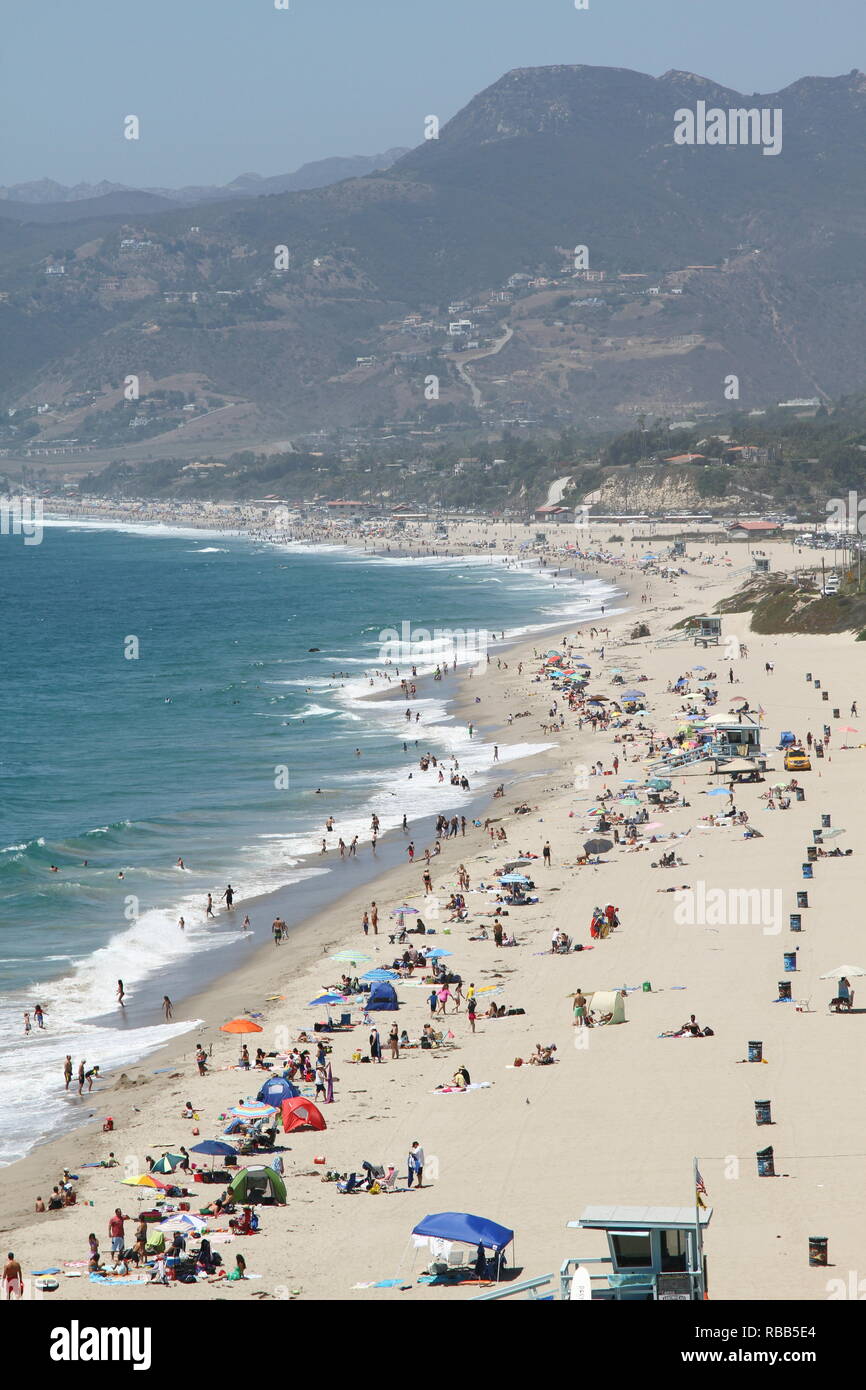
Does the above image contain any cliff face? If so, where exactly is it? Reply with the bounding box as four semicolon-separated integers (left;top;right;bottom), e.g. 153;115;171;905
587;466;746;514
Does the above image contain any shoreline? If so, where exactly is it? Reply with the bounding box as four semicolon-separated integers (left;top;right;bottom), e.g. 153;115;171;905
1;513;634;1172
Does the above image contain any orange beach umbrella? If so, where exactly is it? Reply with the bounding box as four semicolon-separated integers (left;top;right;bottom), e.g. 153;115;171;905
220;1017;264;1034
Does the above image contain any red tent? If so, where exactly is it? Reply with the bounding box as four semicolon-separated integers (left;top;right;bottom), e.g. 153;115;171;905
281;1097;327;1133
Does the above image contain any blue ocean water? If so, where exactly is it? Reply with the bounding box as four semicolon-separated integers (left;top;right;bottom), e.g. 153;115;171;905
0;520;618;1161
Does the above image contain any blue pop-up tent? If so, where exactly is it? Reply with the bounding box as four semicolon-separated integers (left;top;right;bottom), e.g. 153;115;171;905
367;980;399;1010
411;1211;514;1280
412;1211;512;1249
257;1076;300;1107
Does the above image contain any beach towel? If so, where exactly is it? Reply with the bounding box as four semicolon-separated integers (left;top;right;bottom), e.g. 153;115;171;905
89;1275;148;1285
432;1081;491;1093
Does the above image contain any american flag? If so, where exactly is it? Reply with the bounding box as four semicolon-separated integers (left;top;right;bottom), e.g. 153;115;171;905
695;1161;708;1209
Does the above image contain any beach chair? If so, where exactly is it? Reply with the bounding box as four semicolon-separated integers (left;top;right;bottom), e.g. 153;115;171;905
447;1248;467;1270
378;1166;397;1193
336;1172;360;1194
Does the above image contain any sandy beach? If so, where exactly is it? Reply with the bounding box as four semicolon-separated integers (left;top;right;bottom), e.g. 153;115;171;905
3;519;862;1304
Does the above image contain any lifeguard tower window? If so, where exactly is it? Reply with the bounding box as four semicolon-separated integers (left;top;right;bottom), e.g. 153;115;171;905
661;1228;689;1271
611;1232;653;1268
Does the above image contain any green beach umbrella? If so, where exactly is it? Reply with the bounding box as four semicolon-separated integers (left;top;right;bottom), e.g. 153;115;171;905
150;1153;185;1174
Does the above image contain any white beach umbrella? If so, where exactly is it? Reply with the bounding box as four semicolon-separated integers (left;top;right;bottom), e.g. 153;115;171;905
818;965;866;979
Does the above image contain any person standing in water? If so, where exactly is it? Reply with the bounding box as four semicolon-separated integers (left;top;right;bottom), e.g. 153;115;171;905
205;893;215;919
221;884;234;910
116;980;125;1008
63;1055;73;1091
163;996;173;1021
242;914;251;933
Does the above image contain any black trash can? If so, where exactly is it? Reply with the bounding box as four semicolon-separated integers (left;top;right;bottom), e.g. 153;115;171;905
808;1237;828;1267
755;1100;773;1126
748;1040;763;1062
757;1145;775;1176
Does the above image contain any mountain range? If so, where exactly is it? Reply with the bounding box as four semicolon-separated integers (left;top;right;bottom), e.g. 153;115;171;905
2;63;866;459
0;149;410;222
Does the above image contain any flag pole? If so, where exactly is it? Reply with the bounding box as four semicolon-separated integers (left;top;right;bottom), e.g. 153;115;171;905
693;1156;706;1298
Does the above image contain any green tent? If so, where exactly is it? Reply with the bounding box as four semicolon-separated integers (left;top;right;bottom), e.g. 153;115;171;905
228;1164;286;1205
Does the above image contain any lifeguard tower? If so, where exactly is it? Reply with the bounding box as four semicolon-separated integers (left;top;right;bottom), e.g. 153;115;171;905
560;1205;712;1301
692;615;721;647
753;556;770;574
705;713;764;764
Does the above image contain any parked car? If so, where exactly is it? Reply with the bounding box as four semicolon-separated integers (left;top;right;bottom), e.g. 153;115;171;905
784;748;812;771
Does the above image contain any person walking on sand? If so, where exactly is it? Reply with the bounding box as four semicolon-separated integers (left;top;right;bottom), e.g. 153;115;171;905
467;993;477;1033
3;1253;23;1301
369;1027;382;1063
371;901;378;934
272;917;282;947
116;980;125;1008
163;995;173;1021
407;1141;425;1189
542;840;551;868
407;841;415;862
63;1055;73;1091
205;893;215;919
362;910;370;936
436;984;452;1015
388;1023;400;1059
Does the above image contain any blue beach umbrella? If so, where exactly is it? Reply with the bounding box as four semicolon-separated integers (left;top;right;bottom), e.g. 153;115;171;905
190;1139;238;1158
499;873;530;883
708;788;730;796
308;993;345;1006
362;969;399;981
426;949;452;958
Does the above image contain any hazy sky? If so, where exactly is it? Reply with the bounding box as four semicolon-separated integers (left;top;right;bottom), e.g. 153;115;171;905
4;0;864;187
